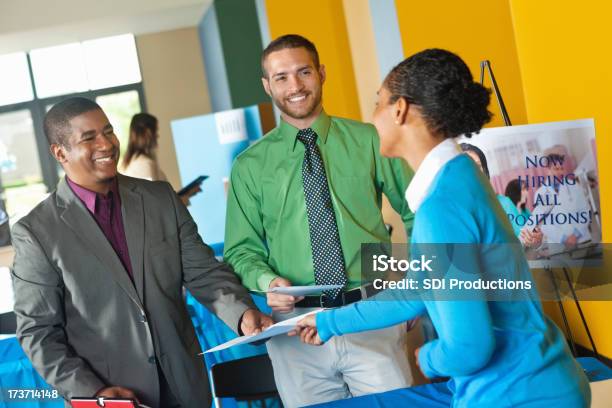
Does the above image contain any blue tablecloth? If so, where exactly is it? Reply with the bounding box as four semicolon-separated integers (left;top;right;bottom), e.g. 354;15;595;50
308;357;612;408
579;357;612;382
0;293;275;408
2;306;610;408
308;382;453;408
185;291;271;370
186;291;280;408
0;337;62;407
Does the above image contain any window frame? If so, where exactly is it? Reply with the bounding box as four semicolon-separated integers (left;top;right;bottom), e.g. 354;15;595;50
0;54;146;194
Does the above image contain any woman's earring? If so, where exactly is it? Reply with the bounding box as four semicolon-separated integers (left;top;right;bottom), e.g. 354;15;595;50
395;120;400;125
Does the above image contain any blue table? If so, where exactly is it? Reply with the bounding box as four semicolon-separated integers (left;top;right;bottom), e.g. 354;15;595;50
308;357;612;407
186;292;280;408
0;337;62;407
579;357;612;382
4;308;610;408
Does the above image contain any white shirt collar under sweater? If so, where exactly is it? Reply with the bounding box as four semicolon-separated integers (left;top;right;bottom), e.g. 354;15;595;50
405;138;462;213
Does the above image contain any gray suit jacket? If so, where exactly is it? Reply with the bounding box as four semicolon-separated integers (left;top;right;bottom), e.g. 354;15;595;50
11;175;255;407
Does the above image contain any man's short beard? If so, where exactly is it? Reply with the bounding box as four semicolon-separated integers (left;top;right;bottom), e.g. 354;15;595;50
279;104;317;119
273;91;322;121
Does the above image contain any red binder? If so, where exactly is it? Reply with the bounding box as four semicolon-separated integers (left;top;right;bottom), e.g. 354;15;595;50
70;398;138;408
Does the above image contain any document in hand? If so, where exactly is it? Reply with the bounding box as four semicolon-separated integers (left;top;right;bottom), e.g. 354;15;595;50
203;309;323;353
267;284;344;296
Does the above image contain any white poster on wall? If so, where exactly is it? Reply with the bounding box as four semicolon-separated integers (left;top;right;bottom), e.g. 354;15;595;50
458;119;601;262
214;109;248;145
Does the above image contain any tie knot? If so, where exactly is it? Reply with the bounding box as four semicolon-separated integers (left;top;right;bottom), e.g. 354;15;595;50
297;128;318;146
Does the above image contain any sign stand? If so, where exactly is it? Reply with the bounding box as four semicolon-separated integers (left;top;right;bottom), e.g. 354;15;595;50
480;60;600;360
480;60;512;126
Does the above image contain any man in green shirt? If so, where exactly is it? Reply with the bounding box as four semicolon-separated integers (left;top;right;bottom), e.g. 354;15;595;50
224;34;414;407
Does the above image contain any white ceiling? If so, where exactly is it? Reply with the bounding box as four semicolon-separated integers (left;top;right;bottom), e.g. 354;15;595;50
0;0;212;54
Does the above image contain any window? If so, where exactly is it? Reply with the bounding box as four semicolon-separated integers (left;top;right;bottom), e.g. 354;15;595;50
0;34;145;229
96;90;142;156
0;53;34;106
84;34;141;90
30;43;90;99
0;110;47;221
30;34;142;99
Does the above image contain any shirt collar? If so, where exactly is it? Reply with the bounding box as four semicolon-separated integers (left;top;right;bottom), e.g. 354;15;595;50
405;138;461;213
66;176;120;213
278;110;331;151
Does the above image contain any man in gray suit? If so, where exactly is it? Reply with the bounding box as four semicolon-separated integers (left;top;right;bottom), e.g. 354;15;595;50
11;97;272;407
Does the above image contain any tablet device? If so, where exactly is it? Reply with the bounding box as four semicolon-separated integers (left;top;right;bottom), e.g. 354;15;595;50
177;175;208;196
71;398;138;408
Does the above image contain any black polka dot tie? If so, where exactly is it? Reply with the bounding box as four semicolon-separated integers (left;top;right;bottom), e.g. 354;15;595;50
297;128;347;300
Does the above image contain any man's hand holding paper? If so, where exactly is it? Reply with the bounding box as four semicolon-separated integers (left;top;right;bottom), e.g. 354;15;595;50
240;308;274;335
266;277;304;313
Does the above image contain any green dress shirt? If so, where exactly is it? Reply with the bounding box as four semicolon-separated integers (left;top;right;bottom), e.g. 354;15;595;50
224;111;414;291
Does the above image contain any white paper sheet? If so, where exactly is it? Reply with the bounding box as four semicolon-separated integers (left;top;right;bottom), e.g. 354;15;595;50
0;267;14;314
203;309;323;353
267;285;344;296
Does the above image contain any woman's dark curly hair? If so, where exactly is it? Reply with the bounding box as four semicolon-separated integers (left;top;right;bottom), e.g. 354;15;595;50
384;48;492;138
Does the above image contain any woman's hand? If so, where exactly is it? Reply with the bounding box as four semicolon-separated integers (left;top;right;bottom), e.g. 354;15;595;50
291;314;324;346
179;185;202;206
414;347;431;381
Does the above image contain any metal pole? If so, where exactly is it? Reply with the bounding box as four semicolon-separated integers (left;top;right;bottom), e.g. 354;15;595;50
480;60;512;126
561;267;600;360
547;266;577;356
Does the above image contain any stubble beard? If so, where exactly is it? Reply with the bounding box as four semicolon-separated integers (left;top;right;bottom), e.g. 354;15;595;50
273;90;322;121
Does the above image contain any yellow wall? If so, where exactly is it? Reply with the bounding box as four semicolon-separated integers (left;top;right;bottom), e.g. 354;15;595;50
264;0;361;121
510;0;612;358
392;0;610;357
341;0;408;244
136;28;212;189
509;0;612;241
341;0;381;123
395;0;527;128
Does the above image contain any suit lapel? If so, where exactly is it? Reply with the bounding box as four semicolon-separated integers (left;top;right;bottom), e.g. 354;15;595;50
57;178;143;310
118;177;145;301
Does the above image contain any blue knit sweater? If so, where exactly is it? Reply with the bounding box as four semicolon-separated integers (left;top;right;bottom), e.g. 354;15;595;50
316;155;590;407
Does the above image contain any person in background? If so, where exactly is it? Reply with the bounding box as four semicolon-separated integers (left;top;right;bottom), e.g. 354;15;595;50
459;142;489;178
296;49;590;408
224;34;415;407
533;152;592;249
461;143;542;247
0;203;10;246
121;113;201;205
505;178;531;220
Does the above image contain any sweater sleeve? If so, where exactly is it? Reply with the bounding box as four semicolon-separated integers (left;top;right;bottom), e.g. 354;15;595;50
417;300;495;378
413;195;496;378
316;289;426;342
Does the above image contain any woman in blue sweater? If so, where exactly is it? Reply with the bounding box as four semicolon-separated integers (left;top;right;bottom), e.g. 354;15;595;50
296;49;590;407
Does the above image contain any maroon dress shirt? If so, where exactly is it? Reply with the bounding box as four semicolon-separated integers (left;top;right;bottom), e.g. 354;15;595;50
67;177;133;280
